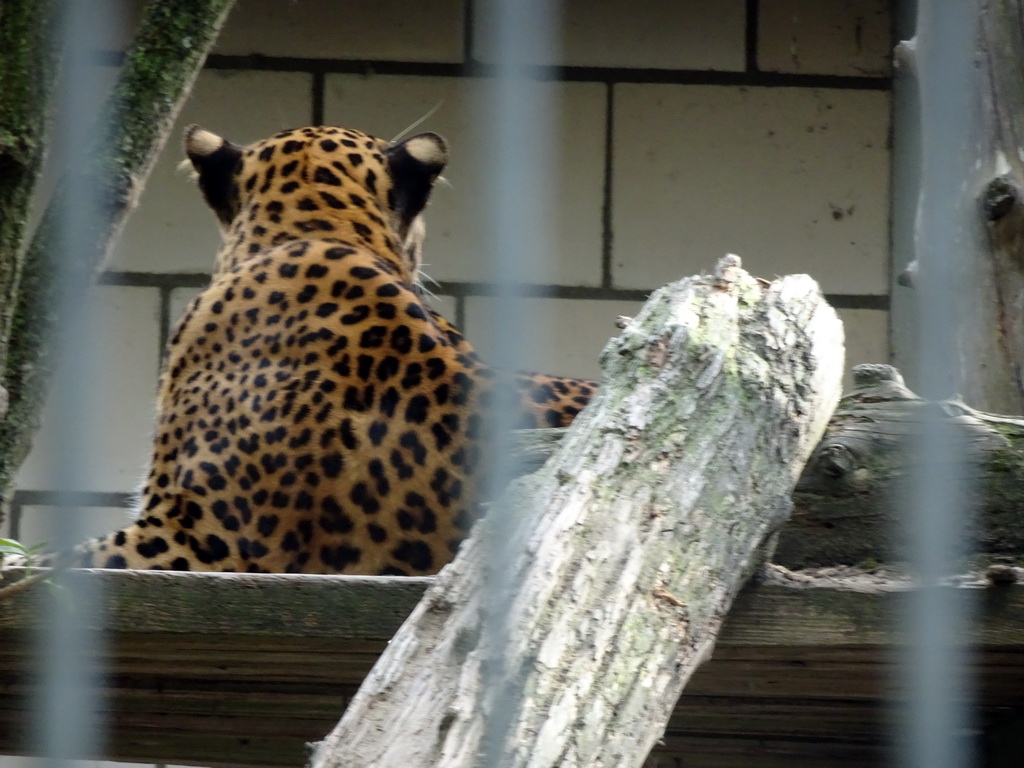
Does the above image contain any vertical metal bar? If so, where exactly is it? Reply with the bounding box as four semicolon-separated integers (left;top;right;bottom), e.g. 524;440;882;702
34;1;109;763
903;2;979;766
471;0;560;763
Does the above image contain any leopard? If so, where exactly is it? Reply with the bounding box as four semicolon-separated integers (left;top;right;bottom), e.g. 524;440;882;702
28;123;598;575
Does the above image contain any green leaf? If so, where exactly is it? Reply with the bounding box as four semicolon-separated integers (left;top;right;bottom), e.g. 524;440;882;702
0;537;30;556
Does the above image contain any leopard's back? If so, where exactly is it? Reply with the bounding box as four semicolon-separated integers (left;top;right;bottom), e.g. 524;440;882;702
50;124;598;574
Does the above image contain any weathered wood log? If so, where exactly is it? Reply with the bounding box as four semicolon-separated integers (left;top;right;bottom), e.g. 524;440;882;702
518;363;1024;570
777;363;1024;568
310;256;844;768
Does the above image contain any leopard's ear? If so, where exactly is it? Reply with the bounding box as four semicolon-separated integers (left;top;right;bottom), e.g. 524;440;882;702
385;132;448;232
184;124;243;225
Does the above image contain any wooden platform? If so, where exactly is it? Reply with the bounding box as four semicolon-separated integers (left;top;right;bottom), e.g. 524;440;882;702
0;567;1022;767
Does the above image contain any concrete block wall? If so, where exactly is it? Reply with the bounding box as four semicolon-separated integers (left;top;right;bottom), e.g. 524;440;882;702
4;0;893;558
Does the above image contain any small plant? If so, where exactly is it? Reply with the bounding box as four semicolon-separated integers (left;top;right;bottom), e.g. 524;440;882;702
0;537;54;603
0;537;44;566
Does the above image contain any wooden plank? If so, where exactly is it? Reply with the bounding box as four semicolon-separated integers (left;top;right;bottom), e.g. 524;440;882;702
0;569;1022;767
668;697;891;739
0;571;431;638
6;568;1024;646
643;737;888;768
722;576;1024;647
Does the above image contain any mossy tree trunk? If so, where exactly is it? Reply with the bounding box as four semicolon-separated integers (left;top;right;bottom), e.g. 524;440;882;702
0;0;60;422
0;0;237;520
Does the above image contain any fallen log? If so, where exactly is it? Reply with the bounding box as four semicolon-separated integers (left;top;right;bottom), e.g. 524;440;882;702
310;256;844;768
778;363;1024;568
515;364;1024;571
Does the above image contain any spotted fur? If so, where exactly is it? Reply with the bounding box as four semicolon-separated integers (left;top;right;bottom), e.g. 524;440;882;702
41;124;597;575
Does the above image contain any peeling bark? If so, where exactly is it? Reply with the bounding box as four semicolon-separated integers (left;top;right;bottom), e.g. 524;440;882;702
310;257;844;768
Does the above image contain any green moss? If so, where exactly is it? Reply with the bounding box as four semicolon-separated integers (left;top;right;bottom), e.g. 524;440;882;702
986;445;1024;473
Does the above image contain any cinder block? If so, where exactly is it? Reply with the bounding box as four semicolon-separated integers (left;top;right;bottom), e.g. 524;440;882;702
215;0;464;63
324;74;606;286
836;307;889;392
758;0;892;77
108;70;313;273
612;84;890;295
464;296;643;380
16;286;161;494
472;0;745;71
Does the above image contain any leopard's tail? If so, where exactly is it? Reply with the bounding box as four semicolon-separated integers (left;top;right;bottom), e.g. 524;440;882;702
4;496;237;571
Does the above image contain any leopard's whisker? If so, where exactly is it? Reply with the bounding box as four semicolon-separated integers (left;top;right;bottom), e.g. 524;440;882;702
390;100;444;144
